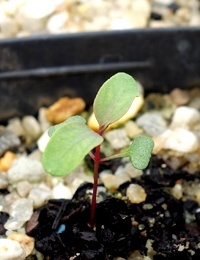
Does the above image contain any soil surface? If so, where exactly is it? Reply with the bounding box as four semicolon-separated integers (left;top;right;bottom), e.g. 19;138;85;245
26;155;200;259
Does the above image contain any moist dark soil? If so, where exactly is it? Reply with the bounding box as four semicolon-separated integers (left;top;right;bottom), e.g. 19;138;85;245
26;155;200;260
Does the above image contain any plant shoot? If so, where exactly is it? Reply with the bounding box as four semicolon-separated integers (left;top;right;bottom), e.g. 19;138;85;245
42;72;154;227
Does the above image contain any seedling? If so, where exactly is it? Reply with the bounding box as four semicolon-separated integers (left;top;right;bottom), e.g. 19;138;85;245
42;72;154;227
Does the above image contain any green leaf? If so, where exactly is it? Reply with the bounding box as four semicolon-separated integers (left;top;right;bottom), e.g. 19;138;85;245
48;116;85;137
42;116;103;176
93;72;139;129
124;136;154;170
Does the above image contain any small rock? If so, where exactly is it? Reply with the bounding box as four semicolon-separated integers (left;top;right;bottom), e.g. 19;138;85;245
124;120;143;139
0;238;26;260
124;162;143;178
7;117;25;137
28;149;43;162
189;96;200;110
21;115;42;140
104;128;130;150
52;182;72;199
28;185;52;209
4;198;33;231
65;166;93;194
136;111;167;136
0;171;9;189
45;97;86;124
195;189;200;204
19;0;56;19
0;151;16;171
100;171;130;193
0;11;19;38
126;184;147;203
37;130;50;153
38;107;52;133
7;156;46;184
16;0;55;33
128;249;151;259
170;106;200;130
7;232;34;257
163;155;187;170
16;181;32;197
0;129;21;157
130;0;151;28
170;183;183;200
46;11;69;34
163;128;199;153
2;192;20;213
170;88;190;106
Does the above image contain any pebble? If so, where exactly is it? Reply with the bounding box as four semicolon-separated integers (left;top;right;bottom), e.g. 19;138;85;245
0;171;9;189
124;162;143;178
52;182;72;199
28;149;43;162
170;106;200;130
28;186;52;209
153;128;199;153
4;198;33;231
189;96;200;110
65;166;94;194
163;128;199;153
21;116;42;141
45;97;86;124
126;184;147;203
7;117;26;137
46;11;69;34
170;88;190;106
0;151;16;171
0;129;21;157
100;171;130;193
16;0;56;33
128;249;151;260
131;0;151;28
16;181;32;197
170;183;183;200
0;238;26;260
0;0;199;38
7;232;34;257
7;156;46;184
0;11;19;38
37;130;50;153
38;107;52;133
136;111;167;136
104;128;130;150
124;120;143;139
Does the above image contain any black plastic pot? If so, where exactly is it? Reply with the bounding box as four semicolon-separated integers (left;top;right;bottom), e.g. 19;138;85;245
0;27;200;121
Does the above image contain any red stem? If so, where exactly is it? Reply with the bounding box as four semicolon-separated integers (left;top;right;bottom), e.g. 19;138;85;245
89;127;105;228
89;145;101;227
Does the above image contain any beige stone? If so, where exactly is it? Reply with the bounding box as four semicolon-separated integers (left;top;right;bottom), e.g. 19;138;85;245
0;238;26;260
45;97;86;124
126;184;147;203
100;172;130;193
8;232;34;257
170;88;190;106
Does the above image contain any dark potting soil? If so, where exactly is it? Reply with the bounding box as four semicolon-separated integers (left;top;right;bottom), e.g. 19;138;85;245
26;155;200;260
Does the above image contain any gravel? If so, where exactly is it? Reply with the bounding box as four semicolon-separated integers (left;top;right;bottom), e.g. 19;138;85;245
0;0;199;39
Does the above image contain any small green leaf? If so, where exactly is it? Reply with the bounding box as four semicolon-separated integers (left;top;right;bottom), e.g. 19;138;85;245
125;136;154;170
93;72;139;129
42;116;103;176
